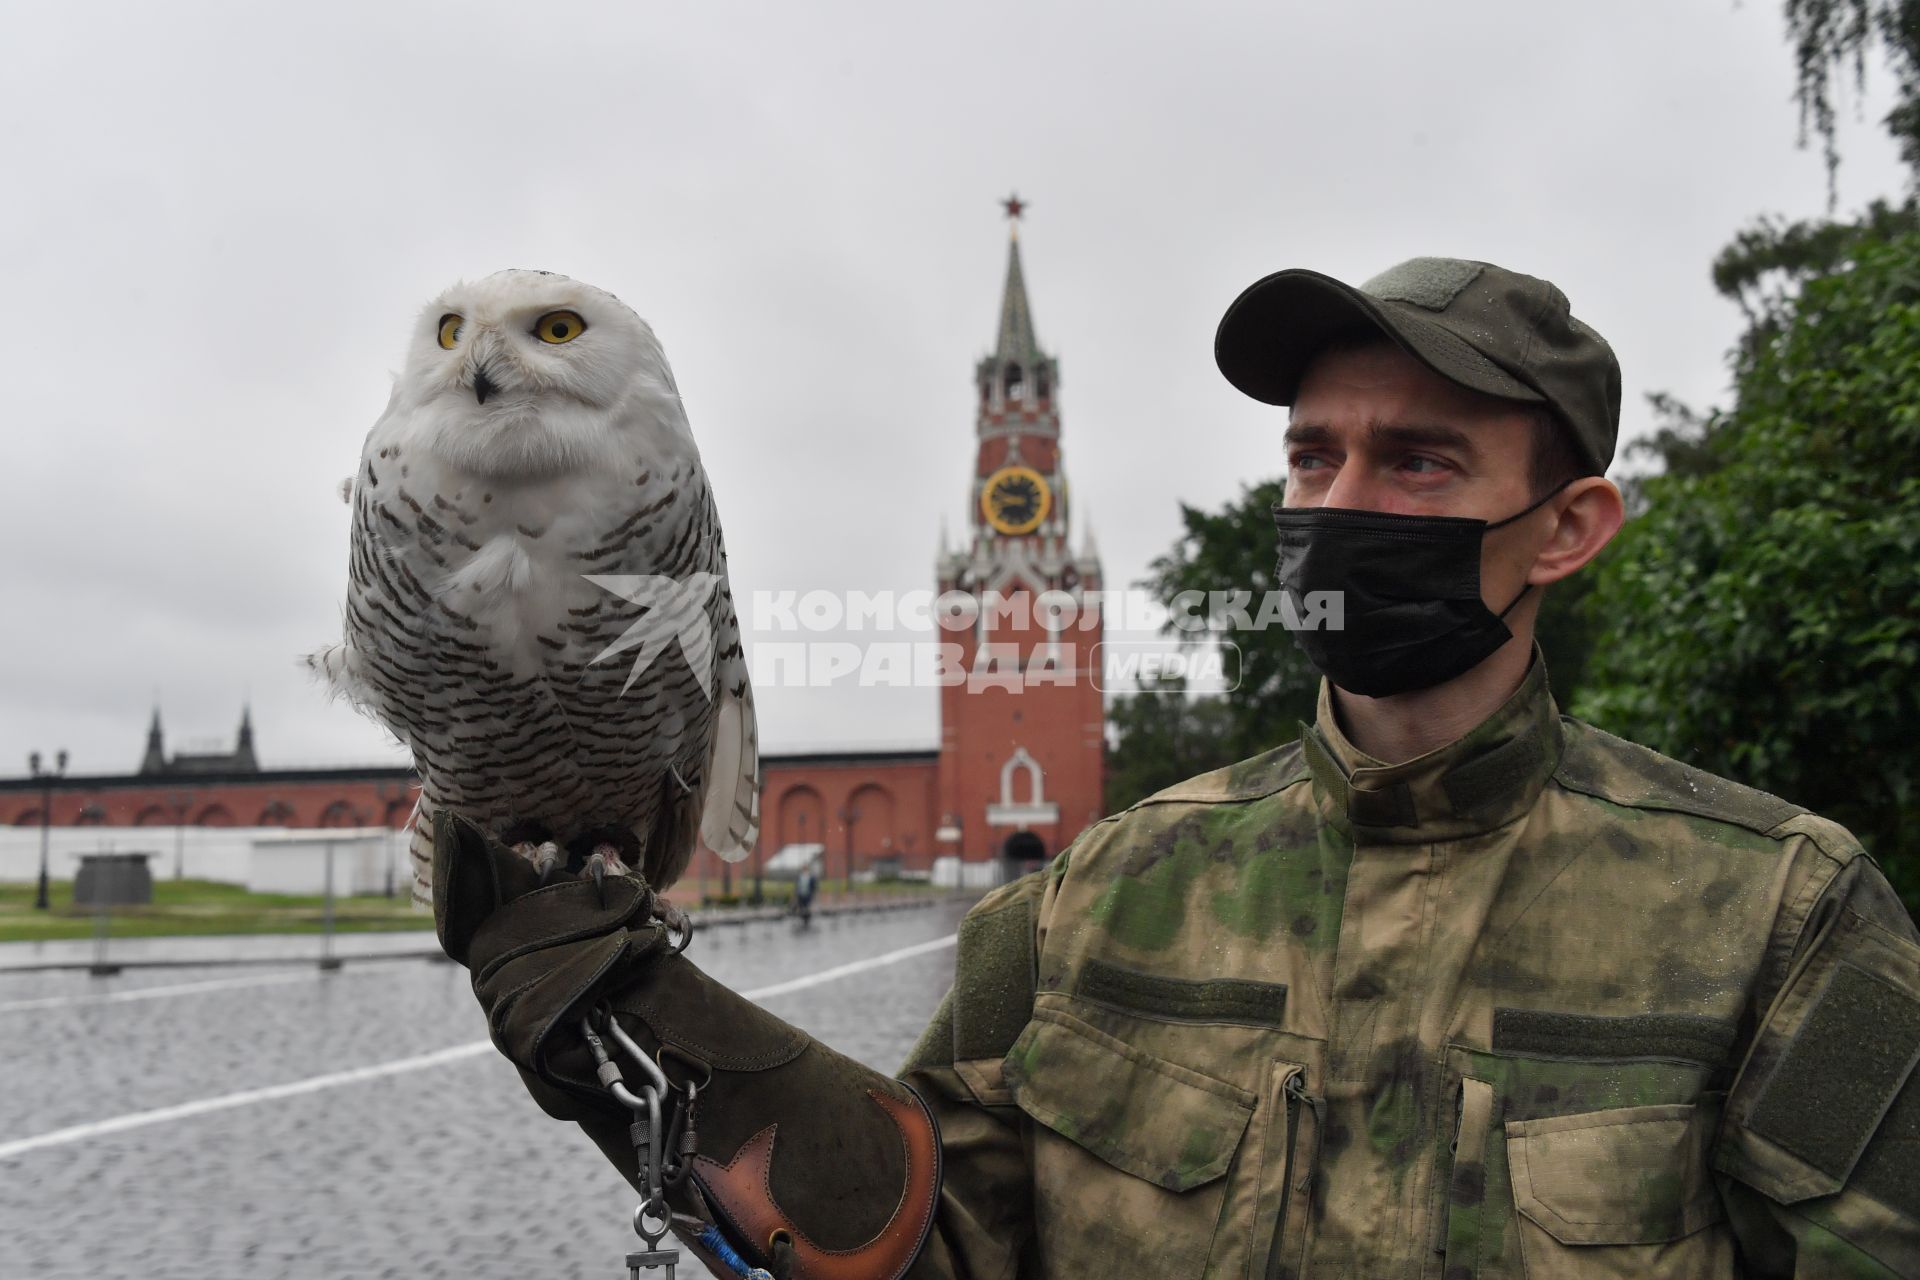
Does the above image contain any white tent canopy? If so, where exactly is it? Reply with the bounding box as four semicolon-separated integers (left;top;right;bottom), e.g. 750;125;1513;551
760;842;825;880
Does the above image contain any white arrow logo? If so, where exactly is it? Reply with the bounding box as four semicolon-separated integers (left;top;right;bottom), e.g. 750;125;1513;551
582;573;722;700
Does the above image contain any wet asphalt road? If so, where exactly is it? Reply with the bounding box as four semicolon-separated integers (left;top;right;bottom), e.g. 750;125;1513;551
0;901;972;1279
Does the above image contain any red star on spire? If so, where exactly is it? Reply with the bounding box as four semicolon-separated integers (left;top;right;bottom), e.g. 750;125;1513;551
1001;192;1026;221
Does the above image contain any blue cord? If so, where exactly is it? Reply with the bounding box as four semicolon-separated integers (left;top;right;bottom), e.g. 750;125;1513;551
696;1224;772;1279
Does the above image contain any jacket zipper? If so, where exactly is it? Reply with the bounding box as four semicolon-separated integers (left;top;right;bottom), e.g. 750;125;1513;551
1431;1081;1467;1257
1439;1078;1494;1277
1265;1067;1324;1279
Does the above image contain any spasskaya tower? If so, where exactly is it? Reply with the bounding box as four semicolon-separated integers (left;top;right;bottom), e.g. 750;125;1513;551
930;196;1106;888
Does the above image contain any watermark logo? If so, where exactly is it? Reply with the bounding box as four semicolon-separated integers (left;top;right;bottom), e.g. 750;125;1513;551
582;573;722;699
1090;641;1242;693
740;587;1342;635
577;579;1335;694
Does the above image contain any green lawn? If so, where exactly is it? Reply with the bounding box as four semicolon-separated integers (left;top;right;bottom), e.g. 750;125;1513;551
0;878;431;943
0;874;953;943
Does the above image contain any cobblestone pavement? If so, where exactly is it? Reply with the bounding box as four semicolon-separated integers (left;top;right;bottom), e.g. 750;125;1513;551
0;901;972;1279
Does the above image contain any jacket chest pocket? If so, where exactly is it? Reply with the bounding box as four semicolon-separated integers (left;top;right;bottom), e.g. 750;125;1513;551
1004;1006;1257;1277
1503;1101;1733;1279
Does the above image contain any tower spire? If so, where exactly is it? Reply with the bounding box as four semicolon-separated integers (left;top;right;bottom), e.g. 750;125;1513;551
994;192;1040;368
233;703;258;771
140;707;166;775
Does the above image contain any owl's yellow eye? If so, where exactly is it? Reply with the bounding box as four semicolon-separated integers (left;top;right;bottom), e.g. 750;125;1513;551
437;314;464;350
534;310;586;344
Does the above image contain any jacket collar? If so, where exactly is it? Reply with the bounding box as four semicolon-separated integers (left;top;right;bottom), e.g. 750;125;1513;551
1300;647;1565;844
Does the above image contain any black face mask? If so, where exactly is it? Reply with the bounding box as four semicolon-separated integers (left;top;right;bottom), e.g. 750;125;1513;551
1270;485;1567;698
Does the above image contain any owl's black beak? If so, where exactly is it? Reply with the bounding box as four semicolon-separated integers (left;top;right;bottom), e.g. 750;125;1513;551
473;366;499;404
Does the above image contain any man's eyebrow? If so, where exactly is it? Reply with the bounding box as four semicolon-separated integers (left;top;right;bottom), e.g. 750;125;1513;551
1368;422;1478;457
1283;420;1478;457
1283;422;1336;448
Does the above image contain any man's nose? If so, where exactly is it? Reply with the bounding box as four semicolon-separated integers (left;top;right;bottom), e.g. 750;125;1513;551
1322;462;1383;512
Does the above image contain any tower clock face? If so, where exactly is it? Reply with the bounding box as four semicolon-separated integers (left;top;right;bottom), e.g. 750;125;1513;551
981;465;1052;535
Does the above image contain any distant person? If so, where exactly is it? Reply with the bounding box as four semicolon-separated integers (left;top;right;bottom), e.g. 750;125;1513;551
433;257;1920;1276
792;862;818;925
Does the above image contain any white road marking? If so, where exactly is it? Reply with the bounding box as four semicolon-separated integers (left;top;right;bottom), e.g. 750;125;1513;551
737;933;957;1001
0;1043;496;1161
0;967;382;1014
0;931;959;1161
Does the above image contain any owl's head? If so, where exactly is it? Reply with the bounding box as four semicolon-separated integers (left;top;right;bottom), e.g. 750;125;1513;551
389;269;692;480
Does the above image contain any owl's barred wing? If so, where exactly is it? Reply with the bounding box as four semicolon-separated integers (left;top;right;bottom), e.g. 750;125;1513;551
603;475;759;884
699;583;760;861
407;790;437;908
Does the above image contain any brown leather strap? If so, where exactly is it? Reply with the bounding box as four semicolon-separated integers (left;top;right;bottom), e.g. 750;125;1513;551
691;1086;942;1280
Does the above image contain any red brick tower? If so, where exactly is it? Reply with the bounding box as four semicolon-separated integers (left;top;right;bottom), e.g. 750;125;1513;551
932;198;1105;888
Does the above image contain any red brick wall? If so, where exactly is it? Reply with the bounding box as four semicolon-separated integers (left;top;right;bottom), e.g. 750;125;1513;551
748;757;941;881
0;776;418;830
0;759;953;882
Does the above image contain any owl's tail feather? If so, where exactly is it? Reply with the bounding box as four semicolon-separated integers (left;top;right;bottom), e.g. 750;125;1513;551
699;677;761;862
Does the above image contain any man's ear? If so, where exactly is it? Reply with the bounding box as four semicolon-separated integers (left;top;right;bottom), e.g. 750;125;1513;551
1528;476;1624;586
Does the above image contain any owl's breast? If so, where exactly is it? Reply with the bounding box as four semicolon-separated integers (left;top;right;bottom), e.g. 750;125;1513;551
345;450;716;824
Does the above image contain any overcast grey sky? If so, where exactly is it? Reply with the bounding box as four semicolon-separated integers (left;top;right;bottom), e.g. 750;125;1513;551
0;0;1908;777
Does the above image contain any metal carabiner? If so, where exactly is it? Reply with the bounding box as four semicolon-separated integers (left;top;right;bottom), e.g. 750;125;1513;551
637;1082;664;1192
604;1008;671;1094
581;1006;672;1113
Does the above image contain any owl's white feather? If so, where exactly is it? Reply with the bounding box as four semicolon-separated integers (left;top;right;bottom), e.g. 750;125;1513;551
307;269;759;905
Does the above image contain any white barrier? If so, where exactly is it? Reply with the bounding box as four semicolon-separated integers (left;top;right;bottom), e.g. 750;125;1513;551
247;829;395;897
0;825;410;894
929;854;1009;890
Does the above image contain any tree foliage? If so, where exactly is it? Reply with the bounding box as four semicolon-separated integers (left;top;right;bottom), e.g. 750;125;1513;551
1138;478;1322;761
1713;199;1920;372
1103;479;1313;811
1780;0;1920;195
1712;2;1920;380
1103;675;1242;814
1570;0;1920;913
1576;230;1920;905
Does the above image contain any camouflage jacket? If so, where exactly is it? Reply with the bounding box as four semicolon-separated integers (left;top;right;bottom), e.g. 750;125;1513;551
898;656;1920;1278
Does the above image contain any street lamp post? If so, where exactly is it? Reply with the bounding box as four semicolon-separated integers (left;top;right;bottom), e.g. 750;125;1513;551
318;805;363;971
170;790;191;881
836;804;861;905
29;750;68;911
320;833;340;971
376;781;409;900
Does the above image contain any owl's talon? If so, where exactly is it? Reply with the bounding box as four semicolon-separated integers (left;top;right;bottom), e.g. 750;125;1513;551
583;844;632;906
513;840;563;883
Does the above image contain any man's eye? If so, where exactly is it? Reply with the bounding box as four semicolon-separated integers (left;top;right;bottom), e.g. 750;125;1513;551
1290;454;1329;472
1402;456;1449;474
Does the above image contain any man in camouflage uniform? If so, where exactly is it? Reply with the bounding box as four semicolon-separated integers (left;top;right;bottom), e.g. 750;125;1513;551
433;257;1920;1278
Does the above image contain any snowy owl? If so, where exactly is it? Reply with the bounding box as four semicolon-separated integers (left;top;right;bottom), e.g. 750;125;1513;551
308;268;759;906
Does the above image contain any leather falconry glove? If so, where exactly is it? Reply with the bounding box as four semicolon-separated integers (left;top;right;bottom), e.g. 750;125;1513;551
431;810;942;1280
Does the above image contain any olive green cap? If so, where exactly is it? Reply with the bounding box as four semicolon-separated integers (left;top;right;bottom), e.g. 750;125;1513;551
1214;256;1621;473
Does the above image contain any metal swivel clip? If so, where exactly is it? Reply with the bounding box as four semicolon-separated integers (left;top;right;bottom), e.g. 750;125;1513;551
582;1006;681;1279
